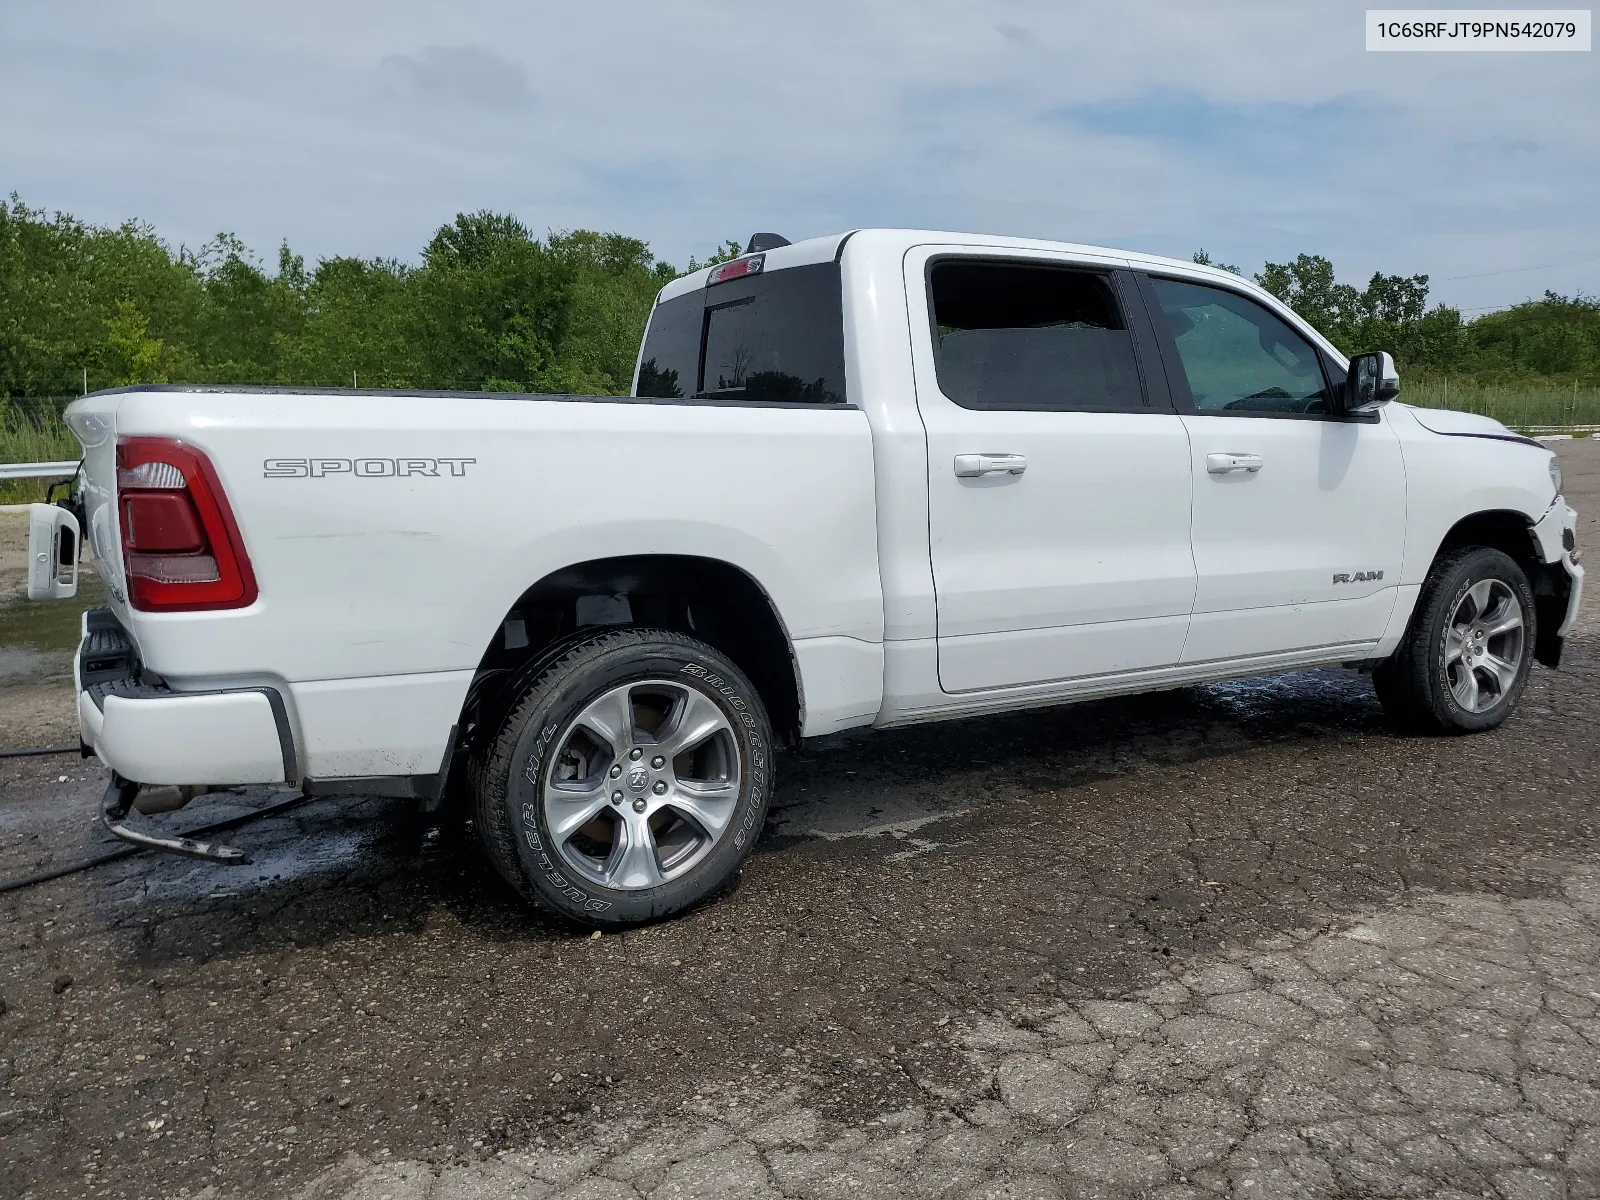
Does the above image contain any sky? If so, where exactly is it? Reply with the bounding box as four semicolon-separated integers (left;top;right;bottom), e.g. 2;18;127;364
3;0;1597;313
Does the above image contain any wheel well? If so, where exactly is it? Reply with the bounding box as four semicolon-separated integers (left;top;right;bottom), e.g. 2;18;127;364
458;555;802;757
1433;509;1570;667
1435;510;1540;572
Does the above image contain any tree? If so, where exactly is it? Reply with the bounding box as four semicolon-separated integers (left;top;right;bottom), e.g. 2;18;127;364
102;300;176;385
9;195;1585;402
412;211;576;390
1190;249;1241;275
274;256;419;387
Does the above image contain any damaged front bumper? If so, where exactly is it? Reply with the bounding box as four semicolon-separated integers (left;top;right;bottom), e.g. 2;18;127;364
1531;500;1584;666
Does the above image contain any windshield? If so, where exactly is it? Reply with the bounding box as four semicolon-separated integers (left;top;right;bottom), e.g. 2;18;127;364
635;262;847;404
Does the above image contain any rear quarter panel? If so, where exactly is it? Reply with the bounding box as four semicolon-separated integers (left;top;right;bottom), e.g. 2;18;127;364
102;389;884;688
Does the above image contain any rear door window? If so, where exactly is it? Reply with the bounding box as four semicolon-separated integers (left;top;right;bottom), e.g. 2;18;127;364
636;262;847;404
928;260;1146;411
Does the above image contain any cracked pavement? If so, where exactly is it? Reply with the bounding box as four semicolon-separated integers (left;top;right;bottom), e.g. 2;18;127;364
0;438;1597;1199
296;863;1600;1200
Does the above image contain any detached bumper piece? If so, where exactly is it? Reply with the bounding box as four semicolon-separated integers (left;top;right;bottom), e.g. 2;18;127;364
99;775;251;865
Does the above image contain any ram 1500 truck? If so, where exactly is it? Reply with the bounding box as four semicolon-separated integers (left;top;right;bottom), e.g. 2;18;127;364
29;228;1584;925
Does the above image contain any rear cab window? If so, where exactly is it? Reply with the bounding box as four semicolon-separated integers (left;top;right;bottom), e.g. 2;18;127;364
636;262;847;404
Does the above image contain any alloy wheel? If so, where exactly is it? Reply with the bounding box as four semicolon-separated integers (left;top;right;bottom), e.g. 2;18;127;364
540;680;741;891
1444;578;1525;713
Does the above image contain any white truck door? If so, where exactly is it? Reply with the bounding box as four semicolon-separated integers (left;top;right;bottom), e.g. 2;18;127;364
905;248;1196;693
1134;272;1407;662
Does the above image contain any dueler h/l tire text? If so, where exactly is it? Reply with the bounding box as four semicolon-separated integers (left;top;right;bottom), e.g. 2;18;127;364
470;627;773;926
1373;546;1536;734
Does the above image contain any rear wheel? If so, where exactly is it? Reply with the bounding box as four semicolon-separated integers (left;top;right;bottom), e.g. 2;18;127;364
471;627;772;926
1373;547;1536;734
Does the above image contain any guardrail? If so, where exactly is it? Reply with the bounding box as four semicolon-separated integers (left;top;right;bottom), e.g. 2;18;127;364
0;461;80;481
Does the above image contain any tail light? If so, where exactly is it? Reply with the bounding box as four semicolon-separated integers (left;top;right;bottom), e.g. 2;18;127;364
117;437;258;611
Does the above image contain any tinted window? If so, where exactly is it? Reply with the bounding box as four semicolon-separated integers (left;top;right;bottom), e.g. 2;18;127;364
1149;277;1333;415
634;293;699;399
635;262;846;404
929;261;1144;411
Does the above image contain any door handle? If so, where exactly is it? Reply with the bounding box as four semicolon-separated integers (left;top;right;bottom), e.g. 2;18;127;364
1206;452;1264;475
954;453;1027;478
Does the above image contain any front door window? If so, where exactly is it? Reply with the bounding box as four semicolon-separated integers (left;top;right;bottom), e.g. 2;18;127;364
1149;277;1333;415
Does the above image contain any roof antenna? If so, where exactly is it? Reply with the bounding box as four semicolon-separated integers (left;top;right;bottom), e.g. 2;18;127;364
745;233;790;254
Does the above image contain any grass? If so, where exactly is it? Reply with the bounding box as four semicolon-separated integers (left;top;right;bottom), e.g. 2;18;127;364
1401;377;1600;432
0;397;84;504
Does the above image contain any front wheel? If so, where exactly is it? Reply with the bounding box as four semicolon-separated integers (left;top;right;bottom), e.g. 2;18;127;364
1373;546;1536;734
470;627;773;926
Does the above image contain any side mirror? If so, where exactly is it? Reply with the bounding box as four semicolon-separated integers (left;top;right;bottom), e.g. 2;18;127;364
27;503;80;600
1346;350;1400;413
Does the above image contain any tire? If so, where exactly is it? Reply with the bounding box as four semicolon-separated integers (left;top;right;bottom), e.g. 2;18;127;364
1372;547;1537;734
470;627;773;926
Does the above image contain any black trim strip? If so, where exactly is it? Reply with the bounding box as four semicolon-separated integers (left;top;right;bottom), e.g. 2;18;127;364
833;230;861;262
302;774;439;800
83;384;857;412
260;688;297;783
1132;271;1194;413
1182;408;1380;425
303;725;457;803
1115;268;1176;412
1420;428;1544;449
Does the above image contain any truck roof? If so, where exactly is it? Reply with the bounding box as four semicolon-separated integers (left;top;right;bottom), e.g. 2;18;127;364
654;228;1268;306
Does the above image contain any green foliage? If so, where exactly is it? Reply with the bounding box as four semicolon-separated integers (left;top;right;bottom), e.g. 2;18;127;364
103;300;173;385
1190;249;1241;275
414;211;575;390
1251;252;1600;386
274;256;419;388
0;193;745;400
1462;292;1600;380
686;240;745;273
0;195;201;397
8;194;1594;409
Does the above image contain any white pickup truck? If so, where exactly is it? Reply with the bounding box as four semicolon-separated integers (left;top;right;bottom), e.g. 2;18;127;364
30;228;1583;925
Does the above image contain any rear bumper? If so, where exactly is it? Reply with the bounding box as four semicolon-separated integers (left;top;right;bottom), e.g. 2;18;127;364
76;610;294;787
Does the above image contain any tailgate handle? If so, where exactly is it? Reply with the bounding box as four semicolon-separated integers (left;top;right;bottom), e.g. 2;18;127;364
955;453;1027;478
27;503;80;600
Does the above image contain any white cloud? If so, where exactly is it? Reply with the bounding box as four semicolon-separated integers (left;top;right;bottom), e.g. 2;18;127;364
0;0;1595;309
378;46;531;111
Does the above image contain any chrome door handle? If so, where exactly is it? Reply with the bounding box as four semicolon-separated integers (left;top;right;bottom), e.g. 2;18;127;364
954;453;1027;478
1206;452;1264;475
